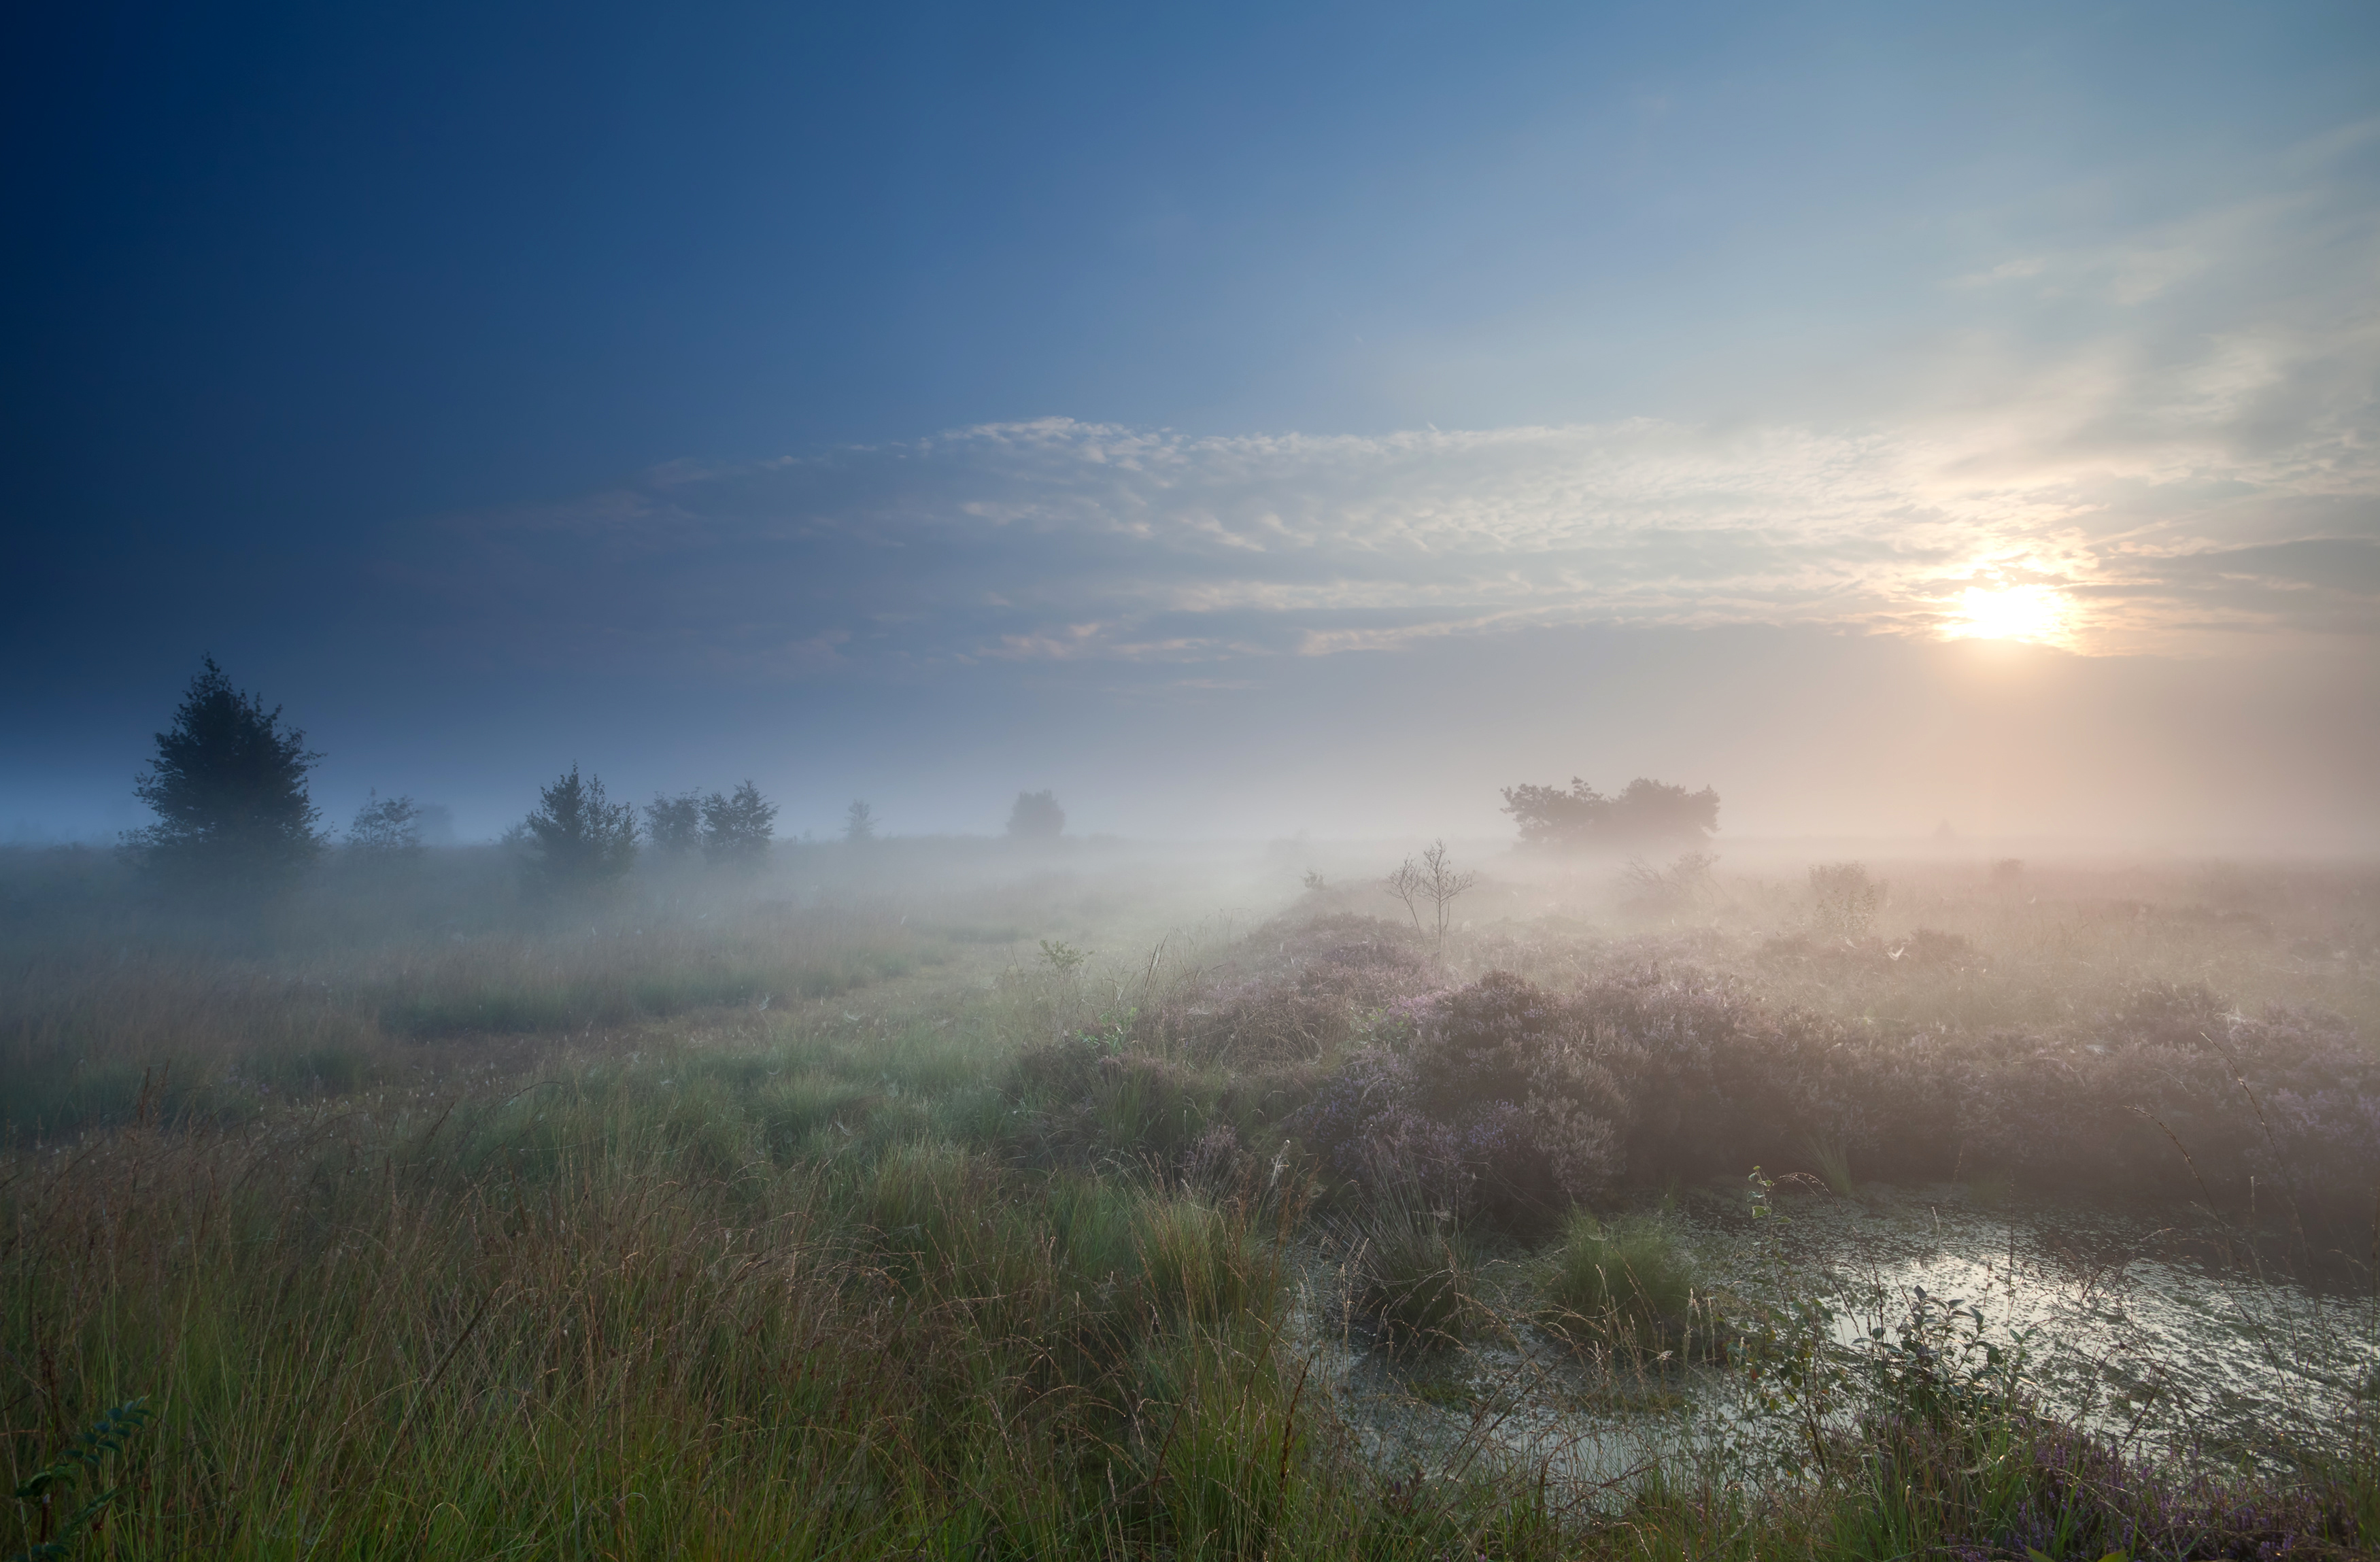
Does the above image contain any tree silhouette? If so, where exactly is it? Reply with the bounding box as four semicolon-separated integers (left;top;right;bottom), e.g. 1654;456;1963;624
702;781;778;869
1006;789;1065;841
643;792;702;856
520;766;637;897
1501;776;1718;852
843;800;877;843
347;791;425;859
127;659;324;892
1383;839;1477;959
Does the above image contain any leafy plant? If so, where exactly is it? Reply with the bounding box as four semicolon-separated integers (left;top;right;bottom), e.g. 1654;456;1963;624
1856;1285;2033;1429
9;1397;152;1561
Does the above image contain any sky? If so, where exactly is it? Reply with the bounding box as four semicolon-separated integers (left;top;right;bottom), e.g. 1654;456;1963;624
5;0;2376;847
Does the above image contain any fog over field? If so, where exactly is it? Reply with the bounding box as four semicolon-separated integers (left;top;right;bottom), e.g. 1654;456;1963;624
6;2;2377;1557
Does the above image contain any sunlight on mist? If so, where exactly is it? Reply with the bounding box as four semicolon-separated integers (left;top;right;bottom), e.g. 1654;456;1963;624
1943;582;2074;645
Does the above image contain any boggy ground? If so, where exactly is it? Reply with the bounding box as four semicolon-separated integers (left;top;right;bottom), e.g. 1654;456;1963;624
2;840;2375;1558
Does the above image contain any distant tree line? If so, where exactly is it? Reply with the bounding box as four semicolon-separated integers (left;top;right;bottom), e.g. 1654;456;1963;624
121;661;1074;901
1500;776;1720;851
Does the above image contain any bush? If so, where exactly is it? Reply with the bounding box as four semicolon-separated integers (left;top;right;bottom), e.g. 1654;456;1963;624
1293;958;2379;1242
1807;862;1884;940
1142;914;1431;1068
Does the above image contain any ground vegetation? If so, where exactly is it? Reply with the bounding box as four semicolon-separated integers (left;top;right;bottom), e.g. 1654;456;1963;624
1;841;2373;1559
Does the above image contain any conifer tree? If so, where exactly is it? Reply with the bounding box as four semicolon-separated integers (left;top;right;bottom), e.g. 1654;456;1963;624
519;766;637;897
701;781;777;870
128;659;324;892
644;792;702;856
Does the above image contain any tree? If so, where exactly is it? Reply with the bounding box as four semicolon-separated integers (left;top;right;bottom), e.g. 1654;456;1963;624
347;790;425;858
702;781;777;869
1006;789;1065;841
520;766;637;897
1384;840;1476;959
843;800;877;843
127;659;324;892
644;792;702;856
1500;776;1718;852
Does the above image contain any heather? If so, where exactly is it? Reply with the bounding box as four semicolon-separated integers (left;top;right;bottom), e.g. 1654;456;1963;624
3;842;2375;1559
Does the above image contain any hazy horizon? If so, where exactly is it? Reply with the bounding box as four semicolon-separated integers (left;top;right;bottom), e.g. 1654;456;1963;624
7;2;2375;849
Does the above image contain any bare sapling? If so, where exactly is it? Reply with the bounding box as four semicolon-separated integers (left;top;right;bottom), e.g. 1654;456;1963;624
1384;839;1477;960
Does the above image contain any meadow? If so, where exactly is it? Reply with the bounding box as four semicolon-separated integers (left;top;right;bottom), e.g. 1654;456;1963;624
3;837;2375;1559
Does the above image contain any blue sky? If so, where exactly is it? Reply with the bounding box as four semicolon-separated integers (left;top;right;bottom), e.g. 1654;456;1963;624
5;1;2376;844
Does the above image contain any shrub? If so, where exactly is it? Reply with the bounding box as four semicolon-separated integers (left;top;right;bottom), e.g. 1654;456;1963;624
1294;954;2377;1242
1144;915;1431;1068
1807;862;1884;940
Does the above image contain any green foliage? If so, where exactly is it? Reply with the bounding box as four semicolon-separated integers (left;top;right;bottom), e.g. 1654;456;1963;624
642;790;702;855
126;659;324;893
1803;1132;1854;1196
700;779;777;869
1542;1209;1699;1355
8;1397;152;1561
517;765;637;898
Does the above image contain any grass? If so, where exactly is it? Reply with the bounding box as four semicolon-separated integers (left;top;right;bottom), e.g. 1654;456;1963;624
1345;1187;1477;1355
1;841;2374;1559
1541;1210;1703;1356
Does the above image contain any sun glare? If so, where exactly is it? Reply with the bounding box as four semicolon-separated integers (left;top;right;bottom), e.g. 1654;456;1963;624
1944;583;2072;644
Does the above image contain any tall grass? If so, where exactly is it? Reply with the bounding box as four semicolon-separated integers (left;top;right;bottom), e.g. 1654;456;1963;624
3;847;2374;1559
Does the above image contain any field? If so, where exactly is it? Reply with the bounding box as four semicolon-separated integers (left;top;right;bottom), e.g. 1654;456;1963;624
3;838;2376;1559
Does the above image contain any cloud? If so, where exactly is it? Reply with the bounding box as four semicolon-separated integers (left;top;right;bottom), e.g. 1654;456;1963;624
392;133;2379;681
397;401;2373;677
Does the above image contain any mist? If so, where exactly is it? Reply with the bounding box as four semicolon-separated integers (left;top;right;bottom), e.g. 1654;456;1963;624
7;1;2379;1552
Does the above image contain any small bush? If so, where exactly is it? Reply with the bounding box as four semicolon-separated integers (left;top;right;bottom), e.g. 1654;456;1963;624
1808;862;1884;940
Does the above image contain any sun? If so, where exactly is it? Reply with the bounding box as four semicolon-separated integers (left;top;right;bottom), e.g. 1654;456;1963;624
1943;583;2072;645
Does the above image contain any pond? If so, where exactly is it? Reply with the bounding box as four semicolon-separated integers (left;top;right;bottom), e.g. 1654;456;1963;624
1289;1183;2379;1491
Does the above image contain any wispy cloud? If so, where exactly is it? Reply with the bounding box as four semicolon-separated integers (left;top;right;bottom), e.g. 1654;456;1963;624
396;143;2378;681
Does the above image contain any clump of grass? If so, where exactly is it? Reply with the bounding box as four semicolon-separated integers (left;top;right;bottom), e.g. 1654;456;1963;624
1803;1132;1854;1197
1134;1192;1265;1325
1345;1184;1476;1355
1541;1210;1700;1356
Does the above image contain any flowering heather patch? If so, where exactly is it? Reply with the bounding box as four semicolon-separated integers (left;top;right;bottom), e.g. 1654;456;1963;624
1871;1413;2368;1560
1139;913;1433;1068
1294;962;2377;1241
